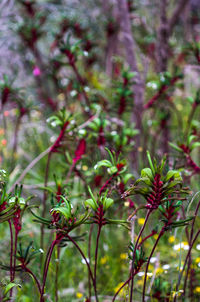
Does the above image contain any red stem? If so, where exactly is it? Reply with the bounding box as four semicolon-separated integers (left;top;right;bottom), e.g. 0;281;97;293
129;209;152;302
40;239;58;302
13;230;18;281
112;275;133;302
183;200;200;294
144;76;180;109
40;152;52;254
174;229;200;301
138;230;157;248
8;220;13;298
94;225;102;297
24;266;42;295
66;234;98;302
88;224;94;299
142;227;165;301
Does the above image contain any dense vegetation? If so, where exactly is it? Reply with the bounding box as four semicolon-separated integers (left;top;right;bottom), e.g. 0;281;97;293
0;0;200;301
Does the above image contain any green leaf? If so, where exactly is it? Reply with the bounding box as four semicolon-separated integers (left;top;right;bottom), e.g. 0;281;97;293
4;283;19;295
175;200;182;207
135;177;152;186
107;166;118;175
190;142;200;151
30;210;51;224
146;151;155;174
65;151;73;164
51;207;71;219
85;198;98;211
171;217;194;225
141;168;154;181
166;180;182;189
165;170;182;182
103;198;114;211
105;147;115;165
87;186;96;203
60;196;71;212
94;160;112;170
169;142;183;152
188;135;197;145
123;173;134;184
158;205;165;214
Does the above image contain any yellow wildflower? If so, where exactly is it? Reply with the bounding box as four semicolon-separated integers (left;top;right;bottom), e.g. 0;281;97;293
76;292;83;298
194;287;200;293
156;267;164;274
114;282;127;295
168;236;175;243
100;256;108;265
138;218;145;225
120;253;127;260
137;280;144;286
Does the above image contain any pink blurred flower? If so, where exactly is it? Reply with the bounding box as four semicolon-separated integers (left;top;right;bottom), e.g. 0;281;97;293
33;66;41;76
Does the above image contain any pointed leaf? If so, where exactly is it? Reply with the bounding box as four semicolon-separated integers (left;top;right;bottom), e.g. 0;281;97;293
141;168;154;181
103;198;114;211
85;198;98;211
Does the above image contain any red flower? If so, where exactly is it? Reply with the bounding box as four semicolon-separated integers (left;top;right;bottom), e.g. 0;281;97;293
73;139;86;164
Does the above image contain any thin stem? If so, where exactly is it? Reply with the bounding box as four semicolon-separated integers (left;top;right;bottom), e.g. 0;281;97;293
24;266;42;295
112;276;132;302
138;230;157;248
54;246;60;302
10;114;21;171
40;152;51;254
174;229;200;301
94;225;102;296
88;224;94;299
40;239;57;302
8;220;13;298
189;199;200;242
8;146;51;194
184;104;197;139
183;200;200;294
142;227;165;302
129;209;152;302
10;229;18;298
66;234;98;302
13;230;18;281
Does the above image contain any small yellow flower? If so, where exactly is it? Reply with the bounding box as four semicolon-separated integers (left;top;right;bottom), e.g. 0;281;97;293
100;256;108;265
76;292;83;298
82;165;88;171
153;234;158;240
194;287;200;293
156;267;164;274
114;282;127;295
148;264;154;271
138;218;145;225
137;280;144;286
195;257;200;263
168;236;175;243
135;235;142;243
120;253;127;260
